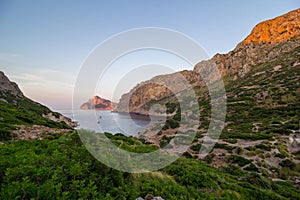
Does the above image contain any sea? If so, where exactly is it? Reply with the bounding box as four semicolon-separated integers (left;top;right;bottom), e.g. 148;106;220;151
57;110;165;136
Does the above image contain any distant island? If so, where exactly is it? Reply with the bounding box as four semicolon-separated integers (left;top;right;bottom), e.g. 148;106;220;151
80;96;117;110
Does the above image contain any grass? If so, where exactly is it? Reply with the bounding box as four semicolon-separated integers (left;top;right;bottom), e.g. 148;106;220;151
0;92;72;141
0;131;299;199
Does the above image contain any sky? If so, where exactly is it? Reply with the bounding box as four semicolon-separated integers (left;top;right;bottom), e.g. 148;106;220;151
0;0;299;110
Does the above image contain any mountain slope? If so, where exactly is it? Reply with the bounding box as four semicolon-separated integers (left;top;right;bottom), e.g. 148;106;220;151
115;9;300;185
242;8;300;45
116;8;300;115
0;71;75;141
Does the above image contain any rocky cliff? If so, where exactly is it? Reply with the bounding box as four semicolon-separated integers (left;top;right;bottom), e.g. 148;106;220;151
0;71;24;97
242;8;300;45
80;96;117;110
115;8;300;114
116;70;203;114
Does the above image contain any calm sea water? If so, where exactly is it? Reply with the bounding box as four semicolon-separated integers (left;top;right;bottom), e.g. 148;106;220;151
58;110;165;136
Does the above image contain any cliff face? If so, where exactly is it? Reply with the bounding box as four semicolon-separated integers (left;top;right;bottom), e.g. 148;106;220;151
115;8;300;114
80;96;117;110
0;71;24;97
116;70;203;114
242;8;300;45
201;8;300;78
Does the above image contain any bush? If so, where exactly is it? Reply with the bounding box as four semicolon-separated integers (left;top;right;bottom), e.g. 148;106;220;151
190;144;202;152
221;132;273;140
165;102;178;114
279;159;296;170
275;153;285;159
224;138;238;144
255;143;271;151
244;163;259;172
227;155;252;167
214;143;234;153
182;151;193;158
0;131;300;199
166;119;180;129
159;135;174;148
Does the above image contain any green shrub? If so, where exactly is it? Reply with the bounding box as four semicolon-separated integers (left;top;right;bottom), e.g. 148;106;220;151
275;153;286;159
221;132;273;140
255;143;271;151
166;118;180;129
244;163;259;172
279;159;296;170
165;102;178;114
224;138;238;144
190;144;202;152
214;143;234;152
159;135;174;148
227;155;252;167
0;131;299;199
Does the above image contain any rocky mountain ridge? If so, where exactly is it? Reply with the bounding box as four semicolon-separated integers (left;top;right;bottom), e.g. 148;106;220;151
0;71;24;98
115;8;300;115
241;8;300;45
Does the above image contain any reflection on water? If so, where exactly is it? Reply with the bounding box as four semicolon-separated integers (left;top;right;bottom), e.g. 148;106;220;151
58;110;165;136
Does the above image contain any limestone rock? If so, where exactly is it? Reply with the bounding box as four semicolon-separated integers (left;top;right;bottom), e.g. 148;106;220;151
136;195;165;200
254;91;269;101
42;112;77;127
11;125;73;140
115;8;300;115
80;96;117;110
242;8;300;45
0;71;24;97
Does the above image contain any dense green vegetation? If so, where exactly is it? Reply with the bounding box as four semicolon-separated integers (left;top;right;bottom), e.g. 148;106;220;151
223;46;300;137
0;92;71;141
1;132;299;199
105;133;159;153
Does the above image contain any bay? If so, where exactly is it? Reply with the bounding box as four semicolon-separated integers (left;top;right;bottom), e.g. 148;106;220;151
58;110;165;136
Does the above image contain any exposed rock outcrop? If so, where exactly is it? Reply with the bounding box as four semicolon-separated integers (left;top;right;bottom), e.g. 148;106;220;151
42;112;77;127
0;71;24;97
80;96;117;110
242;8;300;45
11;125;73;140
116;70;202;114
115;8;300;114
136;195;164;200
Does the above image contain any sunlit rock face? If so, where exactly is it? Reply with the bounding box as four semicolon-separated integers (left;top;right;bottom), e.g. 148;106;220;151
0;71;24;97
242;8;300;45
80;96;117;110
115;8;300;115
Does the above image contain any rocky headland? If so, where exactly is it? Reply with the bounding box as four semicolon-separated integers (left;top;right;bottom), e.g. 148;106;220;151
80;96;117;110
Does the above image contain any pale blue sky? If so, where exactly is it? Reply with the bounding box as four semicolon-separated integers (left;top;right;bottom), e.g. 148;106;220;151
0;0;299;109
